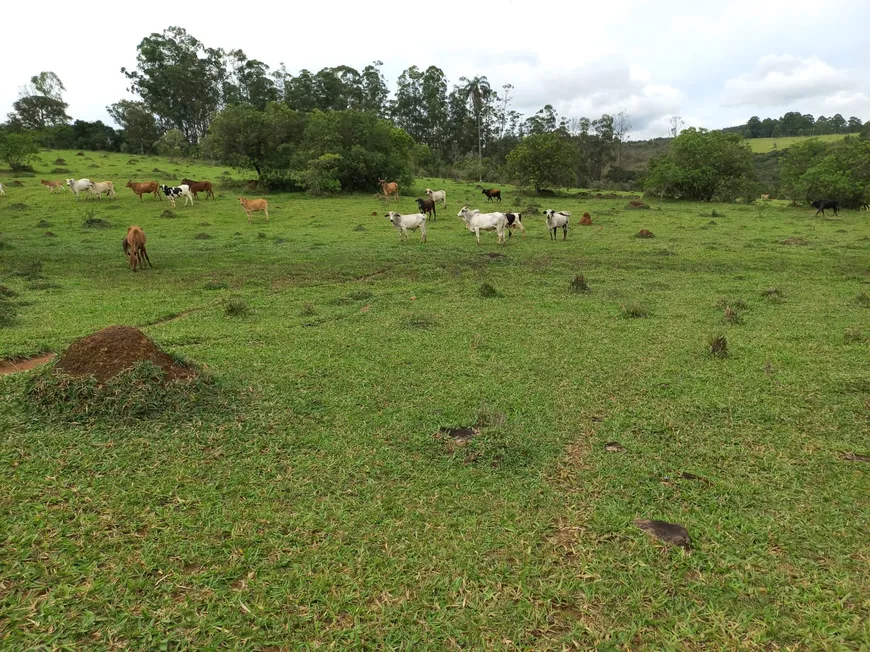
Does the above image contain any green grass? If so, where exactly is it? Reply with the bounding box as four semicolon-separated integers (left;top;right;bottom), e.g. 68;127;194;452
746;133;859;153
1;150;869;648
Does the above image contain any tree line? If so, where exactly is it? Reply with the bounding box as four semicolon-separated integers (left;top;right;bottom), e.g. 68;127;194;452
723;111;865;139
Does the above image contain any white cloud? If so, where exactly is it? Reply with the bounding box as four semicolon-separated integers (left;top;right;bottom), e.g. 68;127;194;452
721;55;852;107
821;91;870;118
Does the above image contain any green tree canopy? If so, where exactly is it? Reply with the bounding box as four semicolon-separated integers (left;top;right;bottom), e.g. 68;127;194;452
505;132;576;192
7;72;71;129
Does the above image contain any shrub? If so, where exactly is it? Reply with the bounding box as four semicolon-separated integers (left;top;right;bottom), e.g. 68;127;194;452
478;283;500;298
223;297;251;317
709;335;729;358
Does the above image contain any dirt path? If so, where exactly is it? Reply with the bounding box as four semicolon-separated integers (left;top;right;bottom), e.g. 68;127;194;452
0;353;56;375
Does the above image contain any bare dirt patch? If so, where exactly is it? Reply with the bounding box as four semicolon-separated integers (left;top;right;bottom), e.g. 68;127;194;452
636;229;655;238
55;325;193;383
633;519;692;549
0;353;56;376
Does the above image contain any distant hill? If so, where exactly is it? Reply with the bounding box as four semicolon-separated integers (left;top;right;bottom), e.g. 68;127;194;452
745;133;857;153
616;133;861;173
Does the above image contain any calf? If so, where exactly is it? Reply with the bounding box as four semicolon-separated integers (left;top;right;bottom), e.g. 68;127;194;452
238;197;269;223
66;178;92;199
425;188;447;207
543;209;570;240
504;212;525;238
88;180;116;199
160;184;194;208
126;180;160;201
378;178;399;201
810;199;839;217
415;197;437;221
457;206;507;246
122;225;152;272
385;211;427;243
481;188;501;203
41;179;66;193
181;178;215;200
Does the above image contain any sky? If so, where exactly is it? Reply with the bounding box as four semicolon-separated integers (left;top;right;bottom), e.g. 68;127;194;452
2;0;869;140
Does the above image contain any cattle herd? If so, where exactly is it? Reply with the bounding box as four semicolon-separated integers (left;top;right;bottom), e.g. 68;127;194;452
3;174;857;272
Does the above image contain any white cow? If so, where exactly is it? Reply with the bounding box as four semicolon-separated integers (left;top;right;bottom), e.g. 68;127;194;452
0;182;6;196
543;209;571;240
385;211;427;243
457;206;507;246
88;180;116;199
425;188;447;207
66;178;92;199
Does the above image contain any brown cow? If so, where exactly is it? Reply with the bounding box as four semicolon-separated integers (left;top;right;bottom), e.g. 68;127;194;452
122;226;152;272
181;178;215;200
126;180;161;201
482;188;501;202
378;178;399;201
40;179;66;193
238;197;269;223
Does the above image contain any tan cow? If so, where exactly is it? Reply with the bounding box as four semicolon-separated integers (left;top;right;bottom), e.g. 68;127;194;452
761;193;770;201
40;179;66;193
378;178;399;201
238;197;269;223
88;180;116;199
122;226;152;272
126;180;161;201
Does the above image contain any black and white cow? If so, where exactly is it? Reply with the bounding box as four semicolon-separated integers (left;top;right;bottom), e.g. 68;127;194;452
504;212;525;238
159;184;194;208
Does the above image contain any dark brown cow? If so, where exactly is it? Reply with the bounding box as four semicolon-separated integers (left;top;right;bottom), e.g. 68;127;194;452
415;197;437;221
181;178;215;200
482;188;501;202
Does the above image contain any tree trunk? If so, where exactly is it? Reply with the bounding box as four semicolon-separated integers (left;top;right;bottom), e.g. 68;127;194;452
477;114;482;183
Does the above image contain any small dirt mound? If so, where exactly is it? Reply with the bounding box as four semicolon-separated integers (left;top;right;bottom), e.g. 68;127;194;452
51;168;70;174
82;218;111;229
438;426;478;443
636;229;655;238
370;211;378;217
54;158;67;165
88;164;100;169
160;210;176;219
76;151;85;156
626;200;650;209
11;180;24;186
782;236;809;246
579;212;592;225
55;326;193;384
44;231;56;238
8;203;29;210
194;233;212;240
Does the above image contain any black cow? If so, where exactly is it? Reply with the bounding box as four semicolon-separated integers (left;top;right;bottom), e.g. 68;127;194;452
415;197;437;221
810;199;839;217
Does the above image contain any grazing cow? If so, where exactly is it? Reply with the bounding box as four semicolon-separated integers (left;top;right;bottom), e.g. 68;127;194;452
860;201;869;211
87;180;116;199
126;180;160;201
238;197;269;223
543;209;571;240
425;188;447;207
378;178;399;201
481;188;501;203
810;199;839;217
761;193;770;201
41;179;66;193
457;206;507;246
66;178;92;199
160;184;194;208
504;212;525;238
415;197;437;221
385;211;427;243
122;225;152;272
181;178;215;200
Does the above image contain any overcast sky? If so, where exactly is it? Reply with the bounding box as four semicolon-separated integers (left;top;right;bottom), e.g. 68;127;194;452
3;0;868;139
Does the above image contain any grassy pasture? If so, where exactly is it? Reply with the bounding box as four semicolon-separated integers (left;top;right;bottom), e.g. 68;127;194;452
1;150;869;648
745;133;858;153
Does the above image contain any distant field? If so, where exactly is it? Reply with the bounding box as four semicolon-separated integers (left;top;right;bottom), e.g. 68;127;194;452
1;151;869;648
747;133;858;153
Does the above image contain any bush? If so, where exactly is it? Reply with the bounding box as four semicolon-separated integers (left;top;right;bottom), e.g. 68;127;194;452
294;153;342;195
0;132;39;171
